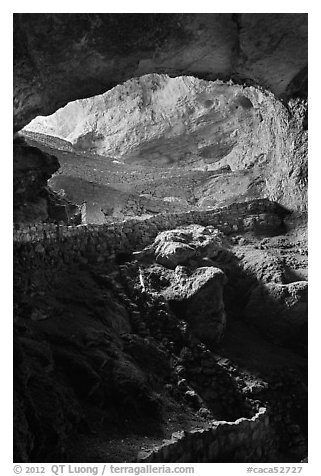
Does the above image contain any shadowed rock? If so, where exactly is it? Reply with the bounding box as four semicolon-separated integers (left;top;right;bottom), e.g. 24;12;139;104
245;281;308;346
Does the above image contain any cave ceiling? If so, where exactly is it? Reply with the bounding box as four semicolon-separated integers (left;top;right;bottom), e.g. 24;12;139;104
13;13;308;132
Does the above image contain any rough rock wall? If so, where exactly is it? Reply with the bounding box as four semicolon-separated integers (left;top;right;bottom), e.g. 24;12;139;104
265;99;308;211
14;14;307;132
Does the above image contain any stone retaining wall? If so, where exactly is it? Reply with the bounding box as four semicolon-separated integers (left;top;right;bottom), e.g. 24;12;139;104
13;199;287;299
14;198;284;247
137;407;276;463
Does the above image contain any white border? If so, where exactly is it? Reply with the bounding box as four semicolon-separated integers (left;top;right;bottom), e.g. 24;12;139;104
2;3;317;474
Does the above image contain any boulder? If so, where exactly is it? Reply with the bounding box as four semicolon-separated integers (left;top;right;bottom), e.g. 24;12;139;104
137;225;228;345
142;261;227;346
164;266;227;346
151;225;226;269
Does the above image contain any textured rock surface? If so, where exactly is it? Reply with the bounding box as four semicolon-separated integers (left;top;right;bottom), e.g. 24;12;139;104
149;225;226;268
165;266;227;346
23;75;285;169
14;14;307;132
139;263;227;346
140;262;227;345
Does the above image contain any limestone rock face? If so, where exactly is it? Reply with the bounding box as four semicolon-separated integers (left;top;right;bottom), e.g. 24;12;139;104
14;14;307;132
23;75;291;171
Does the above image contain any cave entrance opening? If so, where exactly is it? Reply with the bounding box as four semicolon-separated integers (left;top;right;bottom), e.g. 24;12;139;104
18;73;286;225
